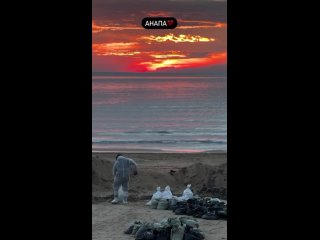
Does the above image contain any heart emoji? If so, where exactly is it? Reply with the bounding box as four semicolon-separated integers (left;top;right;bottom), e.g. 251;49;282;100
167;20;174;26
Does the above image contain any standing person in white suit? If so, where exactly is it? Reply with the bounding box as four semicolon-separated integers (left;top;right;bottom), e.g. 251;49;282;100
112;154;138;204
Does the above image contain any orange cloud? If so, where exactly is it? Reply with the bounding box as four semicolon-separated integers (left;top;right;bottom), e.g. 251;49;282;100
214;23;227;28
178;25;225;29
146;11;174;17
178;20;227;28
136;52;227;71
92;21;141;33
101;52;141;56
92;21;105;33
93;42;140;56
139;34;215;43
92;20;226;34
150;53;187;58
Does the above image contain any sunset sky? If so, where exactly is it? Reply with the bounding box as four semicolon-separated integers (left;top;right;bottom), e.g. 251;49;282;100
92;0;227;75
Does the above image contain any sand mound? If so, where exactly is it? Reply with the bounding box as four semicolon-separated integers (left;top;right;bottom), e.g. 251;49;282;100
173;162;227;199
92;156;114;199
173;162;227;189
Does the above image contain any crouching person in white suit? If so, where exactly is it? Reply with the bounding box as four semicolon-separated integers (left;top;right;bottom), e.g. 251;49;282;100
174;184;193;201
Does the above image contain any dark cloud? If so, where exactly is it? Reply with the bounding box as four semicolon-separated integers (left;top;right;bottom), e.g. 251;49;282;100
93;0;227;23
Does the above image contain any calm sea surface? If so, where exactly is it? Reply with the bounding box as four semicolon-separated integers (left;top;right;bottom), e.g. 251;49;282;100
92;76;227;152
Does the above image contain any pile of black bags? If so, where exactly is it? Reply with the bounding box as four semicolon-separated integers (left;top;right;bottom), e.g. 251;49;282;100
124;216;205;240
172;197;227;220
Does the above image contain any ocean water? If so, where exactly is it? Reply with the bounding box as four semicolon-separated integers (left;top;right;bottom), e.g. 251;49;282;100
92;76;227;152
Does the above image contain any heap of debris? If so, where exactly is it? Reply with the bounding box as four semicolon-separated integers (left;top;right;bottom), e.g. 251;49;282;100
124;216;205;240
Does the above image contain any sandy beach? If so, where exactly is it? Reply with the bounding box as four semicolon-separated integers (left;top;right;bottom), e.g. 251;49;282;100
92;152;227;240
92;201;227;240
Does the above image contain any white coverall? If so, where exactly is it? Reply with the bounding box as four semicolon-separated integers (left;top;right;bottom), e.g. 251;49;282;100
112;156;137;201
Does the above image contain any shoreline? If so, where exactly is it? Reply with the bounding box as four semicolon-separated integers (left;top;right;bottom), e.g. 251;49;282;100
92;149;227;154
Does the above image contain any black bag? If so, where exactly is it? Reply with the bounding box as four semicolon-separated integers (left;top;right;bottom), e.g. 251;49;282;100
155;231;171;240
155;228;171;240
175;207;187;215
183;229;205;240
135;225;149;239
124;225;134;234
140;230;156;240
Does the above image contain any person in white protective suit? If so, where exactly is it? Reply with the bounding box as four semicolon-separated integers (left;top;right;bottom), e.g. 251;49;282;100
161;185;173;200
111;154;138;204
174;184;193;201
146;186;162;205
